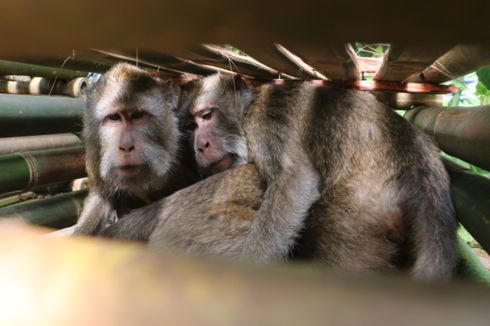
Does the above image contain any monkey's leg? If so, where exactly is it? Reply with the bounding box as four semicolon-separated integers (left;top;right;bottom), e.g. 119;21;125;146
300;189;404;272
401;158;458;280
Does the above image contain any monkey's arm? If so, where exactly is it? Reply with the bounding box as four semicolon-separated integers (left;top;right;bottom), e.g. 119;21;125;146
148;164;266;256
242;97;321;262
73;192;113;236
242;165;320;262
97;205;160;241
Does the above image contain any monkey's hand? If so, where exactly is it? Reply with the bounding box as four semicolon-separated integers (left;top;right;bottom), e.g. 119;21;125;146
241;166;320;262
98;204;160;241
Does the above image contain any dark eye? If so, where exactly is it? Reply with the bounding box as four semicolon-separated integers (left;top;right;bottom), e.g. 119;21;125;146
130;111;145;120
201;109;214;120
107;113;121;121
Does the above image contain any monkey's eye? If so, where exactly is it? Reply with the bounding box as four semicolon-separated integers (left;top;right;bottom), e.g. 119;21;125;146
107;113;121;121
201;109;214;120
130;111;145;120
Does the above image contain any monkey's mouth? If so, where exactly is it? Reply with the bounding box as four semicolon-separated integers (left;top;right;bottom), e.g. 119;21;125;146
117;164;144;176
209;154;236;173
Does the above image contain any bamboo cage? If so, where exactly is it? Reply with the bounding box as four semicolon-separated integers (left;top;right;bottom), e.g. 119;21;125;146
0;1;489;324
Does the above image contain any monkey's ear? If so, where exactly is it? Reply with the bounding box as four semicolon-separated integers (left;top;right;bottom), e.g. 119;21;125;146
232;74;250;91
158;79;181;111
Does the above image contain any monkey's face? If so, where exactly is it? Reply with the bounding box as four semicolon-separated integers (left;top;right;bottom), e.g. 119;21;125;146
92;79;180;195
184;74;248;177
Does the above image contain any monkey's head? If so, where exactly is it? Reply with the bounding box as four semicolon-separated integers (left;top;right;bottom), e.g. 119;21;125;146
84;63;180;198
179;74;254;177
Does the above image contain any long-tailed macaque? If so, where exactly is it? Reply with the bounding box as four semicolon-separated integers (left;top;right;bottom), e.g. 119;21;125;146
73;63;198;235
179;74;458;281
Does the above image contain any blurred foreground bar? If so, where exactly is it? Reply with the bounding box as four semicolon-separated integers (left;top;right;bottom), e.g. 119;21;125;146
0;224;488;326
0;1;485;56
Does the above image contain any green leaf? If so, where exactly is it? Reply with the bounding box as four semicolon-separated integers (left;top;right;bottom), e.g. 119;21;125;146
476;81;490;96
476;66;490;89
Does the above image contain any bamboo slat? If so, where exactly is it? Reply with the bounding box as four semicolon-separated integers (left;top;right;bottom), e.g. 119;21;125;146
187;44;287;79
374;45;451;82
274;44;328;80
233;44;305;78
288;43;360;80
408;45;490;83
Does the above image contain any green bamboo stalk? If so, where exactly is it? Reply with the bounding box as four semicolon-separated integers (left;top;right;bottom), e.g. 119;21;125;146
0;192;36;208
0;190;87;228
0;94;84;137
0;59;88;79
456;236;490;283
0;146;86;194
443;158;490;253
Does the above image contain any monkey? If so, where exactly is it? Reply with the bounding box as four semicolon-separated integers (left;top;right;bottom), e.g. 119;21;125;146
178;73;458;281
73;63;199;235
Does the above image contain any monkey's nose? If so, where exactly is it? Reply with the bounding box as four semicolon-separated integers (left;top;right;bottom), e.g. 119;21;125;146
198;141;210;153
119;145;135;152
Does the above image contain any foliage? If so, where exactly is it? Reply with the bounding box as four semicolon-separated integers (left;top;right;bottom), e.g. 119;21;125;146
443;70;490;106
353;43;389;58
476;66;490;89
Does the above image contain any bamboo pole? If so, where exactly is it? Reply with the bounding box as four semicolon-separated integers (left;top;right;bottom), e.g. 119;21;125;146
0;133;82;155
443;158;490;253
405;106;490;171
0;146;86;194
0;77;87;97
456;236;490;283
0;190;87;228
0;59;88;79
0;94;84;137
408;45;490;84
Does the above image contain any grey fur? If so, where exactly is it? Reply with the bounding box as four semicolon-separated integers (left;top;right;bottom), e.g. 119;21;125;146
181;75;457;280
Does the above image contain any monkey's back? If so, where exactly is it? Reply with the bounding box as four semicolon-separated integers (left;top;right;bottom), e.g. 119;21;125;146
247;82;455;275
